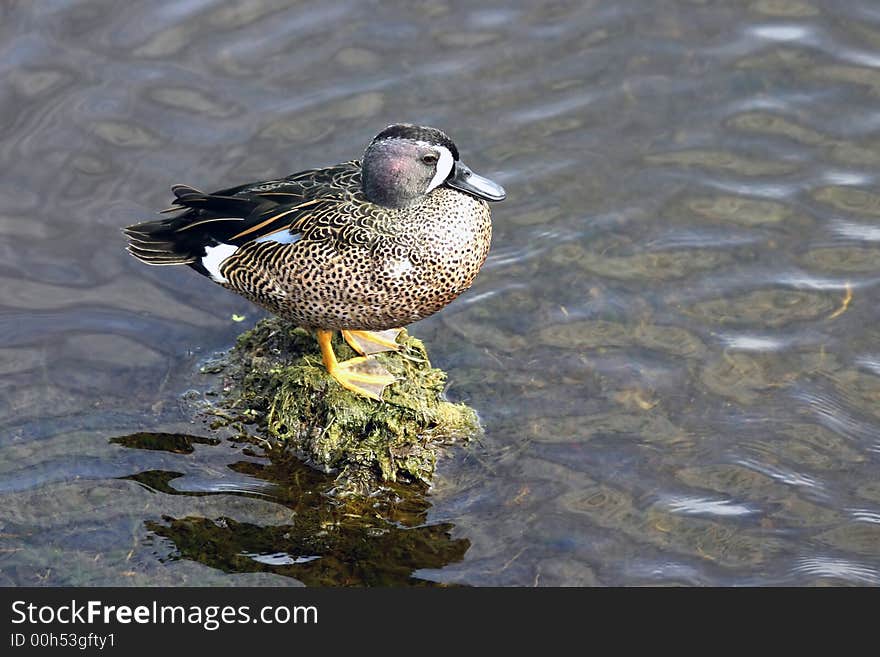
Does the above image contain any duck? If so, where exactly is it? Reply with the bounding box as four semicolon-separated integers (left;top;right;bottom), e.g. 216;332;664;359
124;123;506;400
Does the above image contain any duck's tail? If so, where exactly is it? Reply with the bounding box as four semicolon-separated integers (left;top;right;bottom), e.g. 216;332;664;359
123;185;226;267
123;220;199;267
123;184;273;280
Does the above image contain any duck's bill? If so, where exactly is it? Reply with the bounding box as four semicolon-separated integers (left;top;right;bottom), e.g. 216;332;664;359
446;162;506;202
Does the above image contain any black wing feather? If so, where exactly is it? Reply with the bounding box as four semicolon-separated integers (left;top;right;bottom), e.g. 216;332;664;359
122;162;360;271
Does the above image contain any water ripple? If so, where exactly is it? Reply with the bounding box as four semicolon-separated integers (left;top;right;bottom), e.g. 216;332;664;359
662;495;756;518
735;459;821;491
832;220;880;242
716;333;792;352
749;24;816;44
849;509;880;524
791;387;880;448
855;356;880;376
242;552;321;566
792;556;880;585
775;271;863;291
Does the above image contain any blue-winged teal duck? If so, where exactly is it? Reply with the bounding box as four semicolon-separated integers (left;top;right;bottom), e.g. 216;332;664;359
124;124;506;400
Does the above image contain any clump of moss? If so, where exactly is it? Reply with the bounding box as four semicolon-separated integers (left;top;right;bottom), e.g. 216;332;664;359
205;317;480;493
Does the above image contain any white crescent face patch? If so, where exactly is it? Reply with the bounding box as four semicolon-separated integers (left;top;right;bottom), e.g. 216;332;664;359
425;145;455;193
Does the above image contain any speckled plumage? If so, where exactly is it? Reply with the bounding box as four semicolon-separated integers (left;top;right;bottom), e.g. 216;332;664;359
218;163;492;330
124;125;501;335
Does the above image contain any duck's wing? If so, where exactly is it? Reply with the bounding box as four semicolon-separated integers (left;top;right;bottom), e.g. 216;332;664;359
123;162;360;275
197;160;361;205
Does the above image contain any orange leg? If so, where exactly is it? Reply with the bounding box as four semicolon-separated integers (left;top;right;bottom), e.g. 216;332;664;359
316;330;397;401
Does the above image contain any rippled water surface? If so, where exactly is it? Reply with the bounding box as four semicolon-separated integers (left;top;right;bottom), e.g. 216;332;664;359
3;0;880;586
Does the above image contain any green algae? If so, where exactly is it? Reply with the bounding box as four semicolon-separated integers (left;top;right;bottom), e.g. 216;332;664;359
204;317;481;494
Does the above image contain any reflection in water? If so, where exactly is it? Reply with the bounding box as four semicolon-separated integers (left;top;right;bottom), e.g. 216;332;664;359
145;513;466;587
115;433;470;586
111;432;221;454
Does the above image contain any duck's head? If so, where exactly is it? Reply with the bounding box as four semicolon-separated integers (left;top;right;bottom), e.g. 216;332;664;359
361;123;506;208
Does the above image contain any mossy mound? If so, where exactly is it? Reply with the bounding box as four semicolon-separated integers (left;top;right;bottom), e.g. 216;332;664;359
205;317;481;493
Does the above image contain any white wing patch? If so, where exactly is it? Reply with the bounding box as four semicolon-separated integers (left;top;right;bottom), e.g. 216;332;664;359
202;243;238;283
425;146;455;193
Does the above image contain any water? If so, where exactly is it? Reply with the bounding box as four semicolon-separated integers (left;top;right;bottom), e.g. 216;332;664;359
2;0;880;586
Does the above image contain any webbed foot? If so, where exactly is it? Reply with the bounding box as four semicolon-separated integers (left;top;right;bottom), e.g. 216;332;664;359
317;329;398;401
341;328;404;355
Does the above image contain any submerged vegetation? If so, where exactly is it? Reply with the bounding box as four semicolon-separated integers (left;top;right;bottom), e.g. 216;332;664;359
201;317;481;494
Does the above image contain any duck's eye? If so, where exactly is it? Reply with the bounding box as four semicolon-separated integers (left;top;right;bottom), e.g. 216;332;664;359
422;153;439;165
